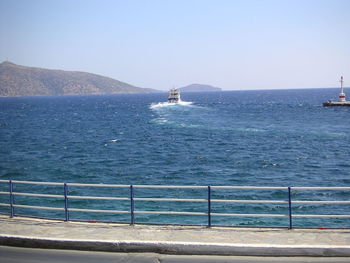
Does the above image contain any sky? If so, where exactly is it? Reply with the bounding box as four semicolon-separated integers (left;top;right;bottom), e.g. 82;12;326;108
0;0;349;91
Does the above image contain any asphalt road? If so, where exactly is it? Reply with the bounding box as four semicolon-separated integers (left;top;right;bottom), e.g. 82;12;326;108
1;246;350;263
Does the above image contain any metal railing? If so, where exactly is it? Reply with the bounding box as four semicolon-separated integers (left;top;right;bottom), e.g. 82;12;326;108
0;180;349;228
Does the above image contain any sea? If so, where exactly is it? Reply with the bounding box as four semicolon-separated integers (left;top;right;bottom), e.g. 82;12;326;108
0;88;349;228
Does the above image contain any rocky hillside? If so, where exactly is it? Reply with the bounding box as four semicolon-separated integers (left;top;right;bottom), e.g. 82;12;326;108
0;61;158;97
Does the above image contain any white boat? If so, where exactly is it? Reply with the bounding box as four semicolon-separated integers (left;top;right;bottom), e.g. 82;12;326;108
168;88;181;103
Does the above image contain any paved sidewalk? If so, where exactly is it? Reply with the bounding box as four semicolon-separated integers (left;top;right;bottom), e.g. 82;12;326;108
0;215;349;256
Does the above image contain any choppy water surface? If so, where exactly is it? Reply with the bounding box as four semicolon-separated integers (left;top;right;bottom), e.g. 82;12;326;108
0;89;349;227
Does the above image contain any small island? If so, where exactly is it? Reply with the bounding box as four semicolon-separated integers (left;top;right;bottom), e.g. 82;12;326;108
178;83;222;93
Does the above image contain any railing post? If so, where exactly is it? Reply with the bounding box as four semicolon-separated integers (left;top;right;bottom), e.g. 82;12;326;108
130;185;135;225
207;186;211;227
64;183;69;221
288;186;292;229
9;180;14;218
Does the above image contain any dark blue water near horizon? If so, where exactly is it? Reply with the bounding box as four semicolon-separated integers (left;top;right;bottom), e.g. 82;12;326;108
0;88;349;227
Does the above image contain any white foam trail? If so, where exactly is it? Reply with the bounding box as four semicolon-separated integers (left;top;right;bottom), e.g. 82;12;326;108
150;100;193;109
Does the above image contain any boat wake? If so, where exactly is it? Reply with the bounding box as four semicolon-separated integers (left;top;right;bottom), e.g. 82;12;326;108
150;100;192;109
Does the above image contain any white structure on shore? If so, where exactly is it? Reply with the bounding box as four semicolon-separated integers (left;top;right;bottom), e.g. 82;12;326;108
339;76;346;102
323;76;350;106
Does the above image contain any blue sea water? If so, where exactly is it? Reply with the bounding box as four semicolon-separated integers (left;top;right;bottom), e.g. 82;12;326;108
0;89;349;227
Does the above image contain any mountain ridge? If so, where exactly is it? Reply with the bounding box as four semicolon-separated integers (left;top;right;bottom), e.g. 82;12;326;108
0;61;159;97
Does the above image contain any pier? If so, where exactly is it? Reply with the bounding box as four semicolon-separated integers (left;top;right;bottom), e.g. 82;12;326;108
323;101;350;106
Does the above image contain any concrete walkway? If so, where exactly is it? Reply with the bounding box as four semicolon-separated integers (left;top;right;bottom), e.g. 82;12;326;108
0;215;349;256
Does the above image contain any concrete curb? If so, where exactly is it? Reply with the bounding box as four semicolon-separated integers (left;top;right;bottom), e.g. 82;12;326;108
1;234;350;257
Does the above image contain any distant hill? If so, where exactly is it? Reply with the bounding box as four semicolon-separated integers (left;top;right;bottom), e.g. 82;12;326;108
179;84;221;92
0;61;159;97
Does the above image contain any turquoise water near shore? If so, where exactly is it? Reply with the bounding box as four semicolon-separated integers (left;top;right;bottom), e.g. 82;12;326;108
0;89;349;227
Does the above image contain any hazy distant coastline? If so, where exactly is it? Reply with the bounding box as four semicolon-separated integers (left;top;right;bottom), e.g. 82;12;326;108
179;84;221;92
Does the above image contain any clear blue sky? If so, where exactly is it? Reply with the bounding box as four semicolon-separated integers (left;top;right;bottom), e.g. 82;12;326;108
0;0;349;90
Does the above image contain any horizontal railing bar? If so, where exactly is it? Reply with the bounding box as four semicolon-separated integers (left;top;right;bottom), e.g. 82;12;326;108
0;203;10;207
211;213;287;217
1;180;349;191
0;192;350;204
133;198;288;204
211;199;288;204
292;201;350;204
67;183;129;188
211;186;287;190
133;185;207;189
134;198;207;202
293;214;350;218
13;204;64;211
2;197;348;205
69;208;129;214
135;211;287;217
292;187;350;191
5;192;349;205
68;195;129;201
11;180;63;186
12;192;64;199
134;210;207;216
5;194;335;204
7;197;350;204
